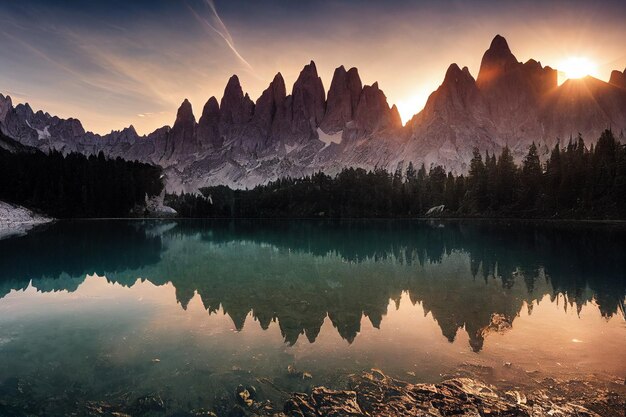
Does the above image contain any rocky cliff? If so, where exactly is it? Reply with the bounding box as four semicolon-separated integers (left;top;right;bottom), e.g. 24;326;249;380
1;35;625;192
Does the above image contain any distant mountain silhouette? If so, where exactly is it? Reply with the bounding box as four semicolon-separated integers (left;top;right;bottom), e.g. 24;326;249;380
1;36;625;192
1;220;624;351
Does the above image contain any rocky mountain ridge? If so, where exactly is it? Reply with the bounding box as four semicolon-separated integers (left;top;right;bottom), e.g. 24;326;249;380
1;35;625;192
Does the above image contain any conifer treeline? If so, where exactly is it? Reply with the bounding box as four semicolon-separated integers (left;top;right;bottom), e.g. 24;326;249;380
0;141;163;218
168;129;626;219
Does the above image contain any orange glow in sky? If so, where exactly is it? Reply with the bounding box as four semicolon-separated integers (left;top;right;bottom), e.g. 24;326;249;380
557;56;600;84
1;1;625;134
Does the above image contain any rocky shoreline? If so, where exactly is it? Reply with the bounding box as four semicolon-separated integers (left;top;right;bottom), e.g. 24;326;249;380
282;371;625;417
1;370;623;417
0;201;52;240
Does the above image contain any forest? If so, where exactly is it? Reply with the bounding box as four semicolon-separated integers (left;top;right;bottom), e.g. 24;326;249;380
167;129;626;219
0;135;163;218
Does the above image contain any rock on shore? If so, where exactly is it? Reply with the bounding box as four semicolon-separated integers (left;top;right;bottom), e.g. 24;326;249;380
284;370;617;417
0;201;52;239
1;370;623;416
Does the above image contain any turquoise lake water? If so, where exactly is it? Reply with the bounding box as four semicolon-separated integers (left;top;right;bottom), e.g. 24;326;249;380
0;219;624;414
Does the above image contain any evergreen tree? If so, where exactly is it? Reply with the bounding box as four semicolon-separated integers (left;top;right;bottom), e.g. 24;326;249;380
495;146;517;210
545;143;562;213
520;142;542;210
0;133;163;218
406;162;417;182
468;148;487;213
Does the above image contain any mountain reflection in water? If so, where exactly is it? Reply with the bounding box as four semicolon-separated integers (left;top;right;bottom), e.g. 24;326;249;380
0;219;624;353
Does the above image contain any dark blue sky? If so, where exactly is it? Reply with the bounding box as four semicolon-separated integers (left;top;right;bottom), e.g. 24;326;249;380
1;0;625;133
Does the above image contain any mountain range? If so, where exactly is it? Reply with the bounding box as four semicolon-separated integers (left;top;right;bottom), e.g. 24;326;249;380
1;35;625;192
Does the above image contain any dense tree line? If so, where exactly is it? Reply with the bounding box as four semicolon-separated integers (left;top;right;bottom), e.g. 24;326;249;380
168;129;626;219
0;139;163;218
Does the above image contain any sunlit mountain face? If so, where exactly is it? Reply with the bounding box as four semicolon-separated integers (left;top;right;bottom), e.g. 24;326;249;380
0;220;624;414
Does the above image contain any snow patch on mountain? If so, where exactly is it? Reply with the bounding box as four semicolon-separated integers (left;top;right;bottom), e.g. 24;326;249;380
317;128;343;148
285;144;298;154
36;126;51;140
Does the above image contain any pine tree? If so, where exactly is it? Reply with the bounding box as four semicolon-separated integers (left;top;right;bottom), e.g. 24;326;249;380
520;142;542;211
468;148;487;213
495;146;517;210
545;143;562;213
406;162;417;183
444;172;457;211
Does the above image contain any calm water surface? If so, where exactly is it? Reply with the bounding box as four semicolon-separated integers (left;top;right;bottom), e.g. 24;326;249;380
0;219;624;413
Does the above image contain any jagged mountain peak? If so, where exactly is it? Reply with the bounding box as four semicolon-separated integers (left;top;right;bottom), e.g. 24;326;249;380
488;34;511;55
320;65;363;134
0;93;13;123
330;65;360;82
390;104;402;127
524;58;540;68
541;74;626;145
558;75;602;89
198;96;221;148
417;60;483;124
168;99;197;157
554;74;626;100
250;71;287;140
444;63;466;81
16;102;34;118
106;125;140;143
221;75;244;108
294;61;322;85
275;73;289;95
220;74;253;126
444;62;462;73
175;99;195;124
265;73;287;103
290;60;326;136
272;71;285;84
609;68;626;89
225;74;241;89
437;64;478;99
352;80;401;135
477;34;519;86
332;65;347;79
202;96;219;114
345;67;362;101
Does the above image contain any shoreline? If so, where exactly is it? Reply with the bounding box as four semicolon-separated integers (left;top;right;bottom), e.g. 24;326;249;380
2;370;623;416
29;216;626;223
0;201;53;240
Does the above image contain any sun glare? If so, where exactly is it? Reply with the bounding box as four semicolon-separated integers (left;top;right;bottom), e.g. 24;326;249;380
395;90;430;125
558;56;598;83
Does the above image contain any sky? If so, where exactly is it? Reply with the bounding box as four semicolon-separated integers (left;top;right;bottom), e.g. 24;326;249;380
1;0;625;135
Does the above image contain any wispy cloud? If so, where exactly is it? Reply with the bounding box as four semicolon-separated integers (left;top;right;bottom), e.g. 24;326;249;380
186;0;255;74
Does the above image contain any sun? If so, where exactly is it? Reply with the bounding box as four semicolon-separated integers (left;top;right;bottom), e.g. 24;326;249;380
558;56;598;83
395;89;430;125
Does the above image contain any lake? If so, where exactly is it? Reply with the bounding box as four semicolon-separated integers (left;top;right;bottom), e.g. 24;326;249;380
0;219;624;415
